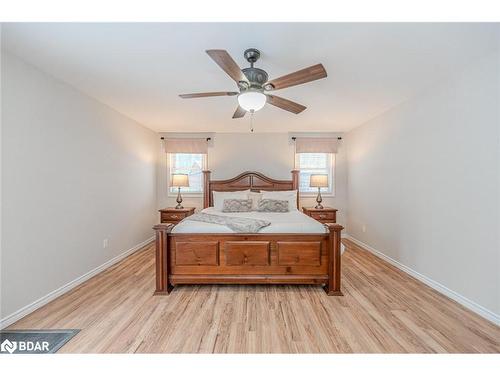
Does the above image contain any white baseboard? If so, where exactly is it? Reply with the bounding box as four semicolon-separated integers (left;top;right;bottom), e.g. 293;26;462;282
0;236;155;329
343;234;500;326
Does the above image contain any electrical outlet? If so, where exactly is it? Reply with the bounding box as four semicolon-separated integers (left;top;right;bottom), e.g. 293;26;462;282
103;238;109;249
362;225;366;233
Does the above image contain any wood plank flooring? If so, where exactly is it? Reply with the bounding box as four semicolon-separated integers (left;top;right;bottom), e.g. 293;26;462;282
8;239;500;353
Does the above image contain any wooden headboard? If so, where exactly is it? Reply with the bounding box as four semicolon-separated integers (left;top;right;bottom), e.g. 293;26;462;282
203;170;299;209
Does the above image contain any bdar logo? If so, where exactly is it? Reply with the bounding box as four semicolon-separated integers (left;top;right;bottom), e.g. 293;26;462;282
1;339;17;354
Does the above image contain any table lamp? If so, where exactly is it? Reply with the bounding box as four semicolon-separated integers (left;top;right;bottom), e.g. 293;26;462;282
310;174;328;209
171;174;189;209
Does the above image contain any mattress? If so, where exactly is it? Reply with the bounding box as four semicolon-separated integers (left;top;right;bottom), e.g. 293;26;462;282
171;207;328;234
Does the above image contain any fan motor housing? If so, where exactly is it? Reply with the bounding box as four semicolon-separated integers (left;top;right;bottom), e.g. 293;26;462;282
242;67;268;88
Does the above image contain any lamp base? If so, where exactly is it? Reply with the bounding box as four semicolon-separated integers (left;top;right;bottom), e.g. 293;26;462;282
315;187;323;209
175;187;183;209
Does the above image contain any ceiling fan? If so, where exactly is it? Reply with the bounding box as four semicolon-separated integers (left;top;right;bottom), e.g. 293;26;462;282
179;48;327;118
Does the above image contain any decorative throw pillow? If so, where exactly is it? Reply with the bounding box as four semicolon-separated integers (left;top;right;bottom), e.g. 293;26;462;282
222;199;253;212
213;190;250;211
261;190;297;211
257;199;289;212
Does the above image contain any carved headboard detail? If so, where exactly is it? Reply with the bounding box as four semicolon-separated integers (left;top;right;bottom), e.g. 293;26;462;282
203;170;299;209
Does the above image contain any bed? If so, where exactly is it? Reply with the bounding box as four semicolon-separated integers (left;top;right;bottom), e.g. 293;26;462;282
153;170;343;295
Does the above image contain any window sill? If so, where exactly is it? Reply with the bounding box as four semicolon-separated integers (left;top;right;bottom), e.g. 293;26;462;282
167;193;204;198
300;192;336;198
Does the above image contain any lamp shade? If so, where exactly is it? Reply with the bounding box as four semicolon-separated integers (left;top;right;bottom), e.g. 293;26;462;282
171;174;190;187
237;91;267;112
310;174;328;188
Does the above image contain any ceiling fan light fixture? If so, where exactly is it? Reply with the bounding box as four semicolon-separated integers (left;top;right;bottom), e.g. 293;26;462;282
237;91;267;112
180;49;325;117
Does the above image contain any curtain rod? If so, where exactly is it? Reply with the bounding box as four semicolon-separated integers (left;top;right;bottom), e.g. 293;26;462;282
160;137;211;141
291;136;342;140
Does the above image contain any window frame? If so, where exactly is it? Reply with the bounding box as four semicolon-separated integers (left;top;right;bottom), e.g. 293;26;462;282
295;152;336;197
167;152;207;197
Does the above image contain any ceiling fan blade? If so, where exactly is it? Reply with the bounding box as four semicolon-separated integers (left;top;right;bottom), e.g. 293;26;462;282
232;106;246;119
206;49;248;83
179;92;238;99
266;95;307;114
265;64;327;90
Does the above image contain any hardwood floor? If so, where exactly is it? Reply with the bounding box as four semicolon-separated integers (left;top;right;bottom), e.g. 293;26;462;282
8;239;500;353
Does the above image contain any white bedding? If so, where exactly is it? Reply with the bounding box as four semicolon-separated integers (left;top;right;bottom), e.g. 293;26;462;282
172;207;327;234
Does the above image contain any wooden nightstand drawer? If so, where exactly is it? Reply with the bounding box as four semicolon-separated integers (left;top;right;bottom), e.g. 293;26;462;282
310;211;335;221
159;207;195;224
161;212;187;222
302;207;337;224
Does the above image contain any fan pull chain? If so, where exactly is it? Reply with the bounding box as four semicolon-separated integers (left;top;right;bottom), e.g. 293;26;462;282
250;110;255;132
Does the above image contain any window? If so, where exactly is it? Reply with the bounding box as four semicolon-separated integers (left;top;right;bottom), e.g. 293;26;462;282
296;153;334;194
168;153;206;194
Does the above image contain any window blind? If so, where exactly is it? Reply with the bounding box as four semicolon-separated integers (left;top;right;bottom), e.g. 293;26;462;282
164;138;208;154
295;137;339;153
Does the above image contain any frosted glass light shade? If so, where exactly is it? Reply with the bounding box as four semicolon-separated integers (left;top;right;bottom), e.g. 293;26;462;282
237;92;267;112
171;174;190;187
310;174;328;188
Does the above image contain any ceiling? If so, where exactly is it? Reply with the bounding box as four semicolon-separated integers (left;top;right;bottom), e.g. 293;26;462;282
2;23;499;133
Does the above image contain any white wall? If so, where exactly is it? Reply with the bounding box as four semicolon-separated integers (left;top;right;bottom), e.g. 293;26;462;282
158;132;348;226
0;52;159;320
345;51;500;318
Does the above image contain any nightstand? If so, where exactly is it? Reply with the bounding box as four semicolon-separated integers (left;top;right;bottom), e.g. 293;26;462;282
302;207;337;224
159;207;195;224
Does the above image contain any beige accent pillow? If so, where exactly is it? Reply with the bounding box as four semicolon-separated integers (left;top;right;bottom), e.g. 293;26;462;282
248;191;263;211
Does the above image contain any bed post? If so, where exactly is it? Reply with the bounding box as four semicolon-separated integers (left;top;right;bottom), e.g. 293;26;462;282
291;169;299;209
153;223;175;295
203;170;211;209
324;223;343;296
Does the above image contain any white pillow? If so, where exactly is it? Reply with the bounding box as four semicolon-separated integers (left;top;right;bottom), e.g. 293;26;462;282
261;190;298;211
212;190;250;211
248;191;263;211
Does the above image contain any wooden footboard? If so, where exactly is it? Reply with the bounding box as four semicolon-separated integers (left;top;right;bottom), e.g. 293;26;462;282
153;223;343;296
